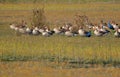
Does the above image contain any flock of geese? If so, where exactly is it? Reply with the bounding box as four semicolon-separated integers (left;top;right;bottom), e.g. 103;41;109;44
10;20;120;37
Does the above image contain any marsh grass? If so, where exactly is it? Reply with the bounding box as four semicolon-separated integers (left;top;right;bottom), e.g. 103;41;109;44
0;3;120;68
0;33;120;68
31;8;46;27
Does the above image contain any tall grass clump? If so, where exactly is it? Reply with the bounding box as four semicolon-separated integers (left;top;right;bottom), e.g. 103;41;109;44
74;14;89;28
31;7;46;27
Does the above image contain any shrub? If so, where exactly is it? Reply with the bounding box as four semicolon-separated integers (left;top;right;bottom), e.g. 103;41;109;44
31;7;46;27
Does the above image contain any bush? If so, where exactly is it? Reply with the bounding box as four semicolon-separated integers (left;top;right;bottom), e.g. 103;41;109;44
31;8;46;27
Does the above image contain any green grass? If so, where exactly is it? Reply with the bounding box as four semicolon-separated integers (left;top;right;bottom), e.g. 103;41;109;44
0;29;120;67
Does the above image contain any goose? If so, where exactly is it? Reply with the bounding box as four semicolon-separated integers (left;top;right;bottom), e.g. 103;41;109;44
93;25;103;36
47;30;55;35
78;29;91;37
14;26;19;31
53;28;61;34
78;27;91;37
42;27;55;37
114;30;120;37
26;27;32;34
65;23;72;28
94;24;110;36
98;21;110;34
41;29;54;37
34;26;39;31
112;24;118;29
65;31;74;37
42;31;51;37
10;24;16;30
110;21;119;29
86;24;93;29
100;28;110;35
118;27;120;32
108;21;114;30
94;29;104;36
114;26;120;37
19;20;27;28
100;24;110;34
32;29;39;35
18;28;26;34
78;28;86;36
85;31;91;37
39;28;45;33
78;26;87;36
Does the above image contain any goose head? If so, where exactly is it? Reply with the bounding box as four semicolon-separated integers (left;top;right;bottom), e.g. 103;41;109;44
10;23;16;30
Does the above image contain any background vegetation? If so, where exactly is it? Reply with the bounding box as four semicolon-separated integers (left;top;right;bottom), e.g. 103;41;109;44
0;1;120;77
0;0;120;3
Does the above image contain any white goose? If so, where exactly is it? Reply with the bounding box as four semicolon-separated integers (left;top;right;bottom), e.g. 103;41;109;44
93;25;108;36
18;28;26;34
112;24;118;29
78;26;89;37
14;26;19;31
114;31;120;37
99;27;110;35
65;31;74;37
39;28;45;33
78;28;86;36
32;29;39;35
110;21;119;29
41;27;54;37
114;27;120;37
26;27;32;34
78;28;91;37
42;31;51;37
53;28;61;34
94;29;103;36
10;24;16;30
